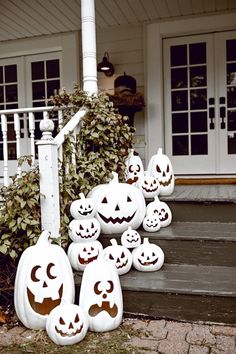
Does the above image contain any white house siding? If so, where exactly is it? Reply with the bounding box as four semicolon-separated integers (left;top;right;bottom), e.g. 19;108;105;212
96;24;146;167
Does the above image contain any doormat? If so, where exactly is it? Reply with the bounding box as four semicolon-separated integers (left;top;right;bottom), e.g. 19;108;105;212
175;178;236;185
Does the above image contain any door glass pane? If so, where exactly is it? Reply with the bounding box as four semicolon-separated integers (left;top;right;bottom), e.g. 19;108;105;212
46;59;59;78
47;80;60;97
227;39;236;61
172;135;188;155
227;87;236;108
191;112;207;132
171;68;187;89
191;134;208;155
32;82;45;100
8;142;17;160
6;84;18;102
171;90;188;111
227;63;236;85
190;89;207;110
228;133;236;154
228;110;236;131
0;67;3;84
189;43;206;64
171;45;187;66
190;66;207;87
0;86;3;102
172;113;188;133
5;65;17;83
32;61;44;80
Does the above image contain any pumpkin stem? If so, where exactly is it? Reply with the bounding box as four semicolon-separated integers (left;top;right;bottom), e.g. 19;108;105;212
110;238;118;246
143;237;149;245
154;195;160;202
37;230;51;245
79;193;85;200
157;147;163;155
110;172;119;184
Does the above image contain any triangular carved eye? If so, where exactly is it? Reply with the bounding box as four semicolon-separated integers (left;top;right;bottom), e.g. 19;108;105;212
166;164;170;173
102;197;108;203
127;196;132;202
121;252;125;258
80;224;84;230
156;164;161;173
59;317;65;325
109;254;114;260
74;314;80;323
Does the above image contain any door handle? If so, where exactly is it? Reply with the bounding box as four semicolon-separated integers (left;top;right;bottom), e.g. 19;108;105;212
208;98;215;129
219;97;226;129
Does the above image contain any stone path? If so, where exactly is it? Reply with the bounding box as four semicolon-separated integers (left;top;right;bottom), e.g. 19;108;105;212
0;317;236;353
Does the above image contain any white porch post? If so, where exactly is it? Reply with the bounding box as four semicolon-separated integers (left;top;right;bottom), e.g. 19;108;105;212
37;116;60;238
81;0;98;95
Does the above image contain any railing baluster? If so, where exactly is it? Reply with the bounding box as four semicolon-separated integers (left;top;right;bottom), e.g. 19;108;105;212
14;113;21;177
1;114;9;186
29;112;35;166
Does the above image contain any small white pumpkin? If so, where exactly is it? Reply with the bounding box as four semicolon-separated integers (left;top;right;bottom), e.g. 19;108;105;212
103;238;132;275
70;193;96;220
88;172;146;234
14;231;75;330
125;149;144;185
46;303;88;345
147;148;174;196
137;172;160;199
68;218;101;243
132;238;164;272
142;214;161;232
79;255;123;332
67;240;103;271
146;196;172;227
121;226;141;249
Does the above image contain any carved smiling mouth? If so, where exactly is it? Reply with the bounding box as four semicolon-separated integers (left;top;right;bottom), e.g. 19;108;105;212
78;210;92;216
98;211;136;224
127;238;139;243
75;230;98;239
116;258;128;269
138;258;158;266
142;186;158;192
55;324;83;337
88;301;118;318
159;174;172;187
146;223;159;228
27;285;63;316
78;254;98;265
159;213;169;222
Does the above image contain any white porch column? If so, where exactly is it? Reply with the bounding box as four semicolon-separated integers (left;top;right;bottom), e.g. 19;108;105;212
81;0;98;95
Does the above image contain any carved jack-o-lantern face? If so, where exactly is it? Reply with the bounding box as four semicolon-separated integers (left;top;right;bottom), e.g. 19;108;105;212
103;239;132;275
121;226;141;248
46;304;88;345
132;238;165;272
69;218;101;242
147;148;174;196
68;240;103;271
79;257;123;332
138;173;160;199
125;149;144;185
146;196;172;227
70;193;95;220
88;172;146;234
142;214;161;232
14;231;75;330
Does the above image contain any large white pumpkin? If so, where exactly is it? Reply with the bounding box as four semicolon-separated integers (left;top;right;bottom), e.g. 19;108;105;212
46;303;88;345
146;196;172;227
68;218;101;243
70;193;96;220
125;149;144;185
67;240;103;271
103;238;132;275
79;256;123;332
147;148;174;196
88;172;146;234
132;238;164;272
14;231;75;330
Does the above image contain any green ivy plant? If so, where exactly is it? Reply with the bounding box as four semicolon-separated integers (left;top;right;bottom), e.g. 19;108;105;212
0;87;135;261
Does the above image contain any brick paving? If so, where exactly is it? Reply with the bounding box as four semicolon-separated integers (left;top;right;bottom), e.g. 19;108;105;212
0;317;235;353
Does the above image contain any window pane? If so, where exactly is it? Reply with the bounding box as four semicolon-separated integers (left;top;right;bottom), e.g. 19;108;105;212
189;43;206;65
46;59;59;78
190;89;207;110
47;80;60;97
0;86;4;103
172;113;188;133
191;134;208;155
0;144;3;159
227;63;236;85
7;123;15;140
6;103;18;110
172;135;188;155
0;67;3;84
32;61;44;80
191;112;207;132
228;133;236;154
228;110;236;131
6;84;18;102
227;39;236;61
171;45;187;66
5;65;17;83
171;68;187;89
171;90;188;111
32;81;45;100
8;142;17;160
190;66;207;87
227;87;236;108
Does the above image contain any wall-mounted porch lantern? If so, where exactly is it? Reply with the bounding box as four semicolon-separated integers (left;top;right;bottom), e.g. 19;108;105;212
97;51;114;76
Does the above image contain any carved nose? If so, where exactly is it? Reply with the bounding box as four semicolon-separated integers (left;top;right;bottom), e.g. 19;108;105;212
163;172;166;177
115;204;120;211
69;322;74;329
43;281;48;288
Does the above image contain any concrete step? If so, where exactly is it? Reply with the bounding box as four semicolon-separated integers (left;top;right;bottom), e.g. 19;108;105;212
100;222;236;267
74;263;236;324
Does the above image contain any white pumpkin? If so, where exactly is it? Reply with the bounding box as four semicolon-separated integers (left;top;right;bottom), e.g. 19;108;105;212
146;196;172;227
132;238;164;272
88;172;146;234
125;149;144;185
147;148;174;196
142;214;161;232
121;226;141;249
46;303;88;345
70;193;96;220
14;231;75;330
103;238;132;275
68;218;101;243
67;240;103;271
137;172;160;199
79;255;123;332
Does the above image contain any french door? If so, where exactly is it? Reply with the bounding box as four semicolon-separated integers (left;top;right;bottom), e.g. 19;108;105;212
164;31;236;175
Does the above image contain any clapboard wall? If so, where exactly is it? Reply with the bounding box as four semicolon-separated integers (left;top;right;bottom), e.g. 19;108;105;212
96;24;146;166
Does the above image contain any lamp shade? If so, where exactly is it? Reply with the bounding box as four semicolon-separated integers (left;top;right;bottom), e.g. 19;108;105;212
97;52;114;76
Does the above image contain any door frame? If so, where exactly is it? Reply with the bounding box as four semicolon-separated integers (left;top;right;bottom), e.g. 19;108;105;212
145;12;236;176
